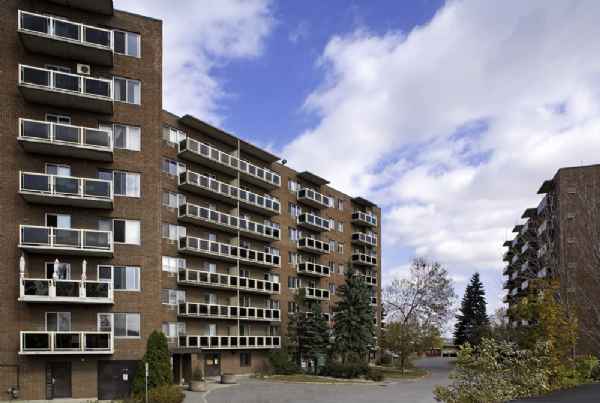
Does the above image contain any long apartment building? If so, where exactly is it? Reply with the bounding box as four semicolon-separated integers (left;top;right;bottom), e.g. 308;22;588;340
0;1;382;400
502;164;600;355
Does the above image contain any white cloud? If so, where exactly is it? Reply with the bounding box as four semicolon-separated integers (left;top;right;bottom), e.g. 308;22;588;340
115;0;274;124
281;0;600;307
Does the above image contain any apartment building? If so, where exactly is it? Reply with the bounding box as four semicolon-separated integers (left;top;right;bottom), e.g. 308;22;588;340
0;1;382;400
502;164;600;355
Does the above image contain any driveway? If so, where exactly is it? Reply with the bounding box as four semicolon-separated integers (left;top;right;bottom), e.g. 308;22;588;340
511;383;600;403
194;357;453;403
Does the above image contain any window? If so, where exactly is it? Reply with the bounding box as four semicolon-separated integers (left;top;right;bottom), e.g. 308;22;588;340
337;243;344;254
206;263;217;273
113;266;140;291
288;202;301;217
329;240;336;252
162;158;186;176
113;30;140;57
288;179;300;193
204;293;217;305
114;77;141;104
337;222;344;232
46;113;70;124
45;262;71;280
288;227;299;241
329;283;336;294
162;289;186;305
288;252;297;265
288;301;297;313
45;64;70;73
45;163;71;176
239;269;249;278
162;256;185;273
338;264;345;275
287;276;299;289
162;223;186;241
46;213;71;228
162;322;185;339
99;123;141;151
162;126;186;146
162;191;186;208
46;312;71;331
240;295;251;307
240;352;251;367
98;170;140;197
99;219;141;245
338;199;344;210
100;313;141;338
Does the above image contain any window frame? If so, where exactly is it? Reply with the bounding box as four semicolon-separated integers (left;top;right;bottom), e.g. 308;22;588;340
98;312;141;339
113;76;141;105
113;29;141;58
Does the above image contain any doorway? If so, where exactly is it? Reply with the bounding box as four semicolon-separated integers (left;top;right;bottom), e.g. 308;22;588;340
204;353;221;377
46;362;72;399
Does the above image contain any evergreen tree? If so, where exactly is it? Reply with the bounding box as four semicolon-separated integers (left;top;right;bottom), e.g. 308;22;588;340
132;331;172;395
333;269;375;363
286;288;306;366
454;272;490;346
302;302;330;373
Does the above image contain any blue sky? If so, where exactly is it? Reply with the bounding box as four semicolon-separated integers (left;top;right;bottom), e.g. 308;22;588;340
117;0;600;329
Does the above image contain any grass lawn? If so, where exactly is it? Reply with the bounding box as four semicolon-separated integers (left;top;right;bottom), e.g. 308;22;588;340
374;366;429;379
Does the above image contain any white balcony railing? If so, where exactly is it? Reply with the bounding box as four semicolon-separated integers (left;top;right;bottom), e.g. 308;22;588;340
178;303;281;322
19;171;112;204
297;188;330;209
352;211;377;226
179;137;280;188
351;253;377;266
18;118;113;154
19;225;113;254
178;269;280;294
351;232;377;247
19;64;113;100
303;287;330;300
178;237;280;268
179;170;280;214
20;277;113;303
178;203;280;241
18;10;113;51
297;212;330;231
297;237;330;254
178;335;280;350
297;262;331;277
20;331;113;354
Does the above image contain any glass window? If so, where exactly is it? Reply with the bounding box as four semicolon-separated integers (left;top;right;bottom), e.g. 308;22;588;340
45;163;71;176
45;262;71;280
110;219;141;245
110;171;140;197
162;191;185;208
46;213;71;228
113;77;141;104
46;113;71;124
109;313;140;338
162;223;185;241
114;30;141;57
113;266;140;291
46;312;71;331
97;313;112;332
110;124;141;151
162;256;185;273
162;158;186;176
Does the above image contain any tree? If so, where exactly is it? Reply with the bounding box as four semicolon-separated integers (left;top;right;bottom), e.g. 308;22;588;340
383;257;456;372
286;288;307;367
333;270;375;363
302;302;330;373
489;307;514;343
132;331;172;395
454;272;490;346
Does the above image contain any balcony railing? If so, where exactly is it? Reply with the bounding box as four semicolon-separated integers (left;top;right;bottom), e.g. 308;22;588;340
354;272;377;286
178;170;280;215
303;287;330;301
178;237;280;268
297;212;330;232
297;188;330;209
351;211;377;227
20;278;113;303
297;237;330;254
297;262;330;277
351;232;377;247
351;253;377;266
178;137;280;189
178;203;279;241
178;303;281;322
18;10;113;66
19;225;113;256
178;335;280;350
19;65;113;114
178;269;280;294
18;118;113;160
19;171;112;208
20;331;113;354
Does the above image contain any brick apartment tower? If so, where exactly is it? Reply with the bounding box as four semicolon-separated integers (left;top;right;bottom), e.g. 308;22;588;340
502;165;600;355
0;1;382;400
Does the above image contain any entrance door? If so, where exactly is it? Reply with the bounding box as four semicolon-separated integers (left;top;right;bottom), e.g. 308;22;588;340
204;353;221;377
47;362;72;399
97;360;138;400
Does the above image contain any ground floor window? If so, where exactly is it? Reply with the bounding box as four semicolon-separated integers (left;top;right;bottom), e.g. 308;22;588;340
240;352;251;367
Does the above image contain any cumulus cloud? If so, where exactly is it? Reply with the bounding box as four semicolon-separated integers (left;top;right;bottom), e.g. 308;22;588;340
281;0;600;306
115;0;274;124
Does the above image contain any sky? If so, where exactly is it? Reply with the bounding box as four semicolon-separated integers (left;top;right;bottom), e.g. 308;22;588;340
115;0;600;322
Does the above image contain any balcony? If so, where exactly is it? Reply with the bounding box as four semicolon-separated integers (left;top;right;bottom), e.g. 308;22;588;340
177;335;280;350
303;287;330;301
297;213;330;232
178;237;280;268
297;188;330;209
48;0;114;15
19;171;112;209
352;253;377;266
18;118;113;161
297;238;330;254
178;171;280;216
177;269;280;295
18;11;113;66
537;244;548;258
178;303;281;322
19;225;113;256
537;220;548;237
20;331;113;355
19;65;113;114
351;211;377;227
178;203;279;242
521;280;529;291
351;232;377;247
297;262;330;277
354;272;377;286
178;137;280;190
19;278;113;304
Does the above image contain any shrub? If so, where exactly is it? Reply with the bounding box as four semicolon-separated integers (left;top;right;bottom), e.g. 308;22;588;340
267;350;300;375
132;331;172;395
591;357;600;381
376;353;393;366
320;360;369;379
366;368;384;381
125;385;184;403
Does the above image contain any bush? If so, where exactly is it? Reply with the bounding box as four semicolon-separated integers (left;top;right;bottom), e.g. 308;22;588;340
267;350;300;375
320;360;369;379
132;331;172;395
366;368;384;381
376;353;393;366
591;357;600;381
125;385;184;403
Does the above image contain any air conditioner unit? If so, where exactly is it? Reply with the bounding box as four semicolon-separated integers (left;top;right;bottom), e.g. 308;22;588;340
76;64;91;75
